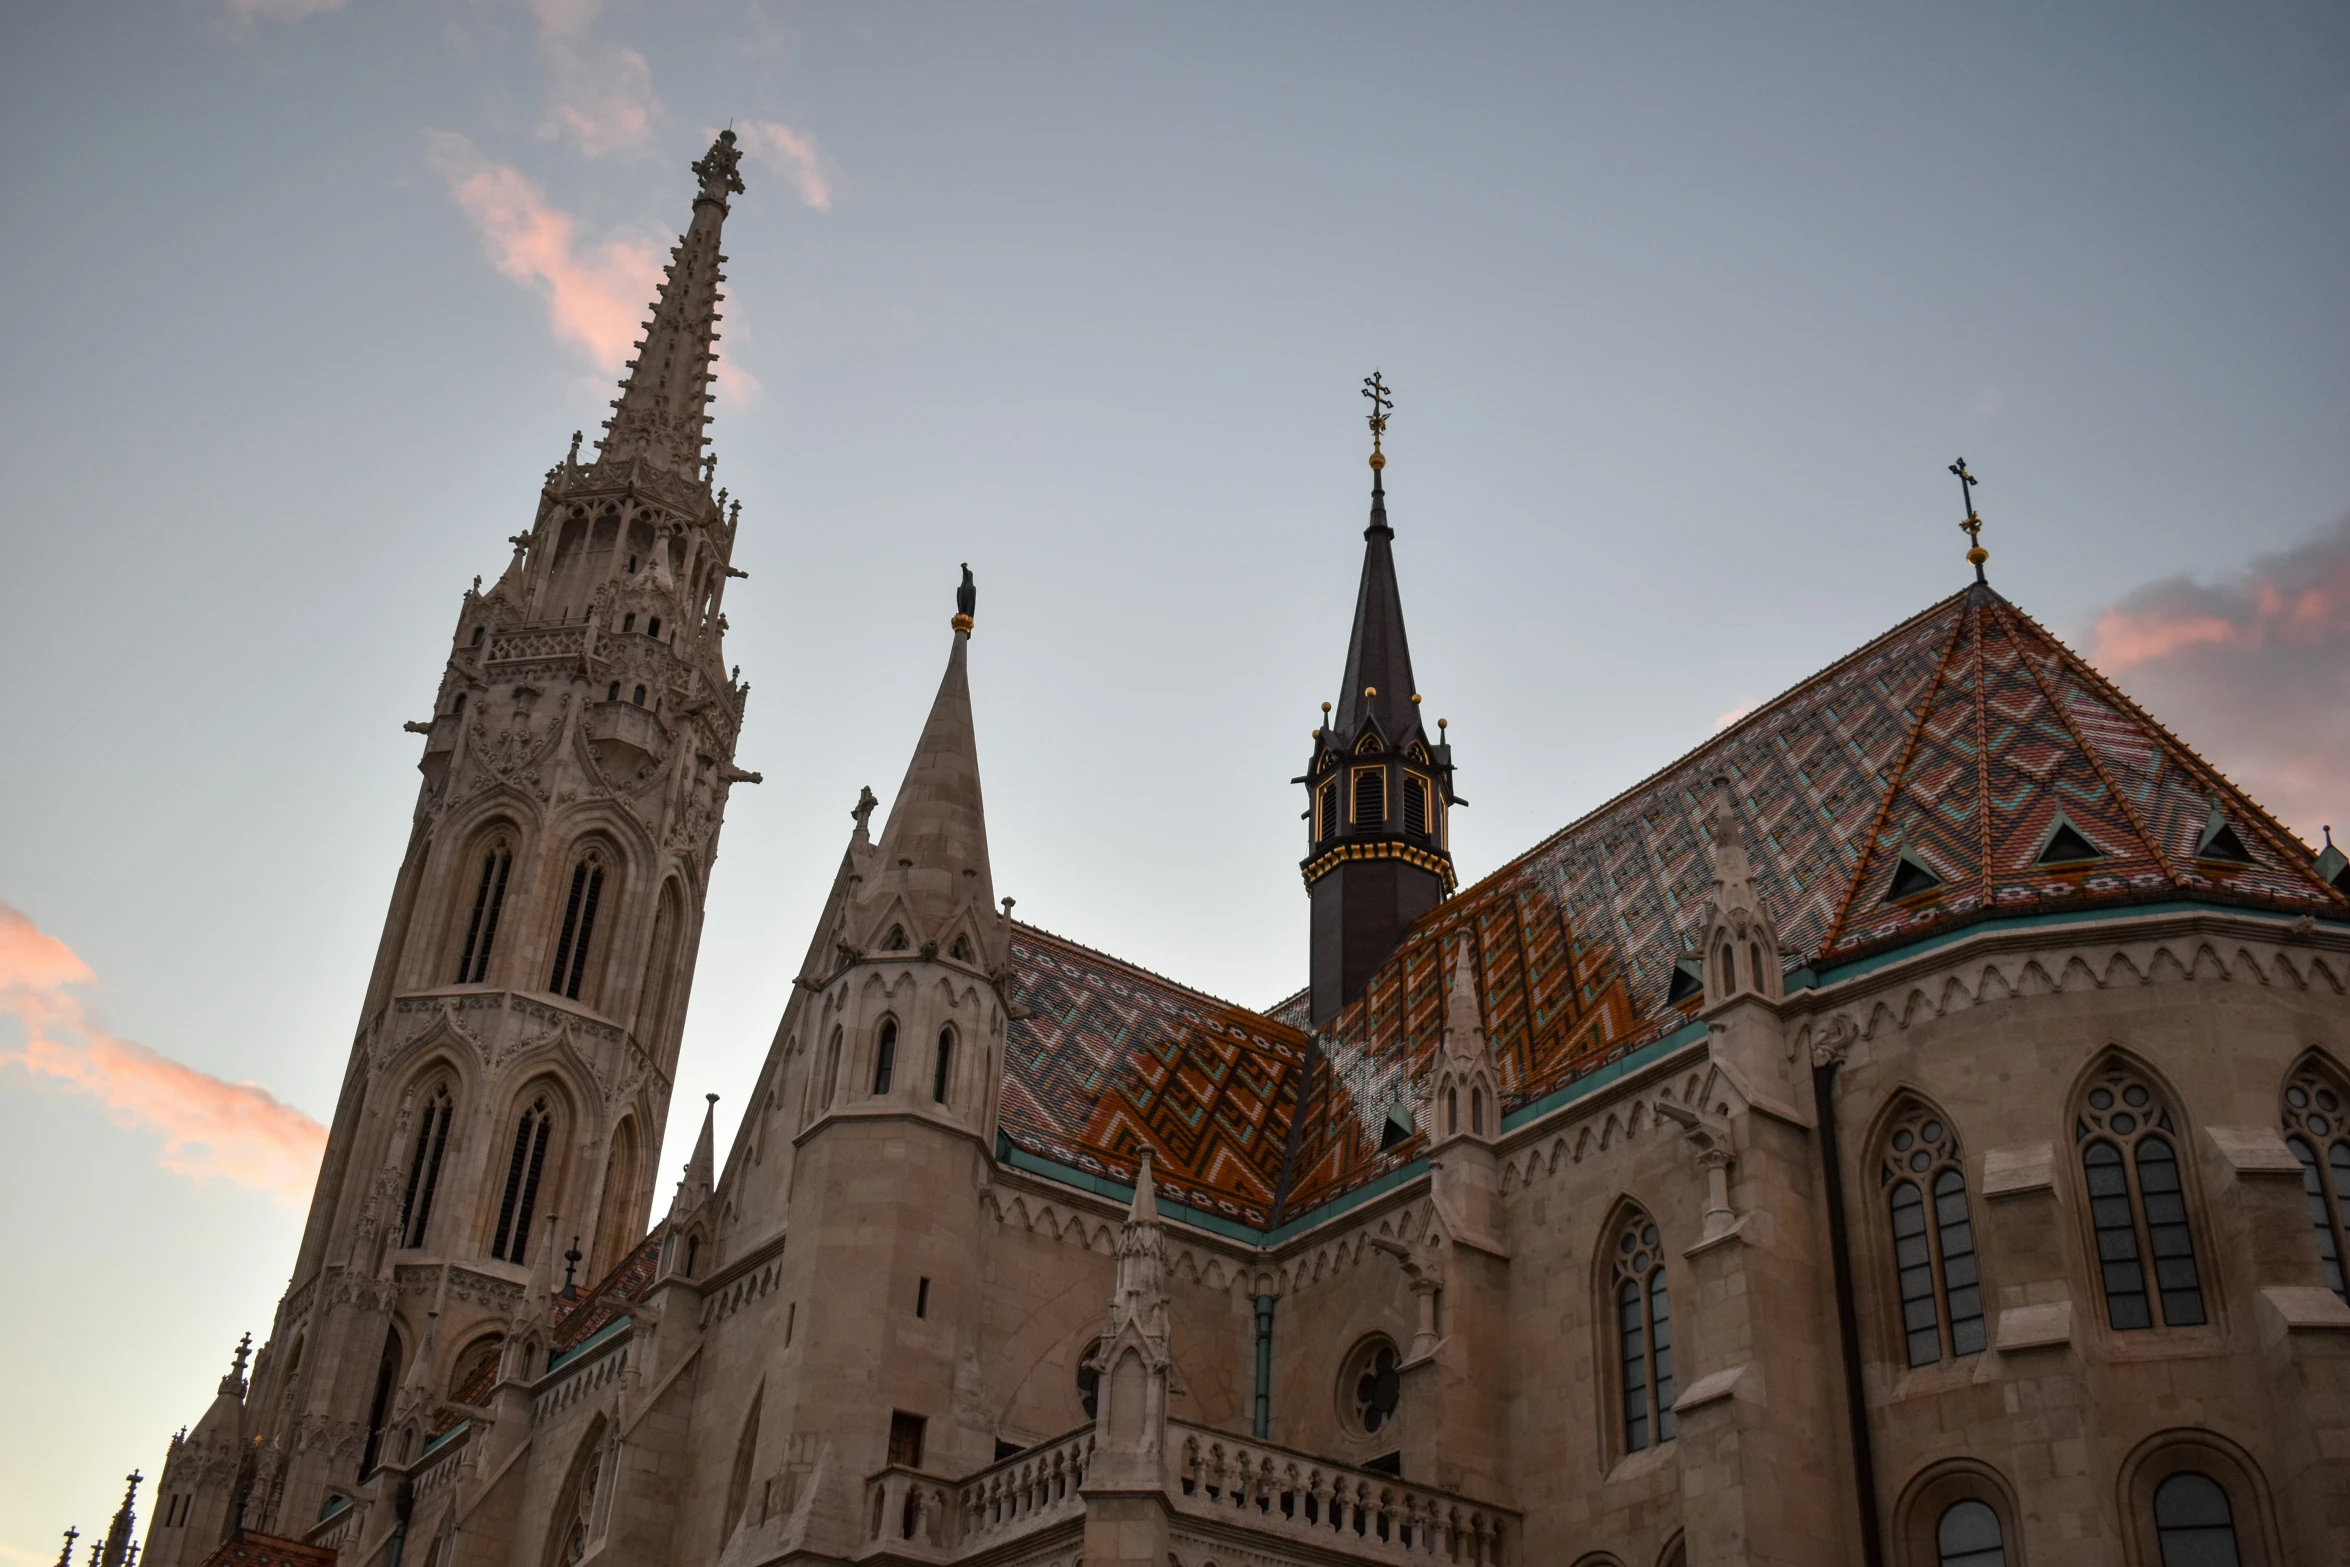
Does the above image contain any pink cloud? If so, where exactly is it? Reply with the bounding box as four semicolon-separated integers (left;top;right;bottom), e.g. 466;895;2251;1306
2087;513;2350;845
427;133;660;370
532;0;664;157
732;119;834;210
0;905;325;1207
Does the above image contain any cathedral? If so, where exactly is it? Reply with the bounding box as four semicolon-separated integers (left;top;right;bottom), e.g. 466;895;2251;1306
82;130;2350;1567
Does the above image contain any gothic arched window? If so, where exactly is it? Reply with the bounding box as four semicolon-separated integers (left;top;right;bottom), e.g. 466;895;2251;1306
932;1026;955;1104
2152;1473;2241;1566
454;838;513;984
872;1019;898;1095
1935;1500;2006;1567
2078;1062;2207;1331
1609;1209;1677;1453
821;1026;843;1111
632;684;647;707
1403;774;1430;836
490;1093;555;1263
398;1084;456;1249
1353;767;1386;826
1880;1104;1985;1366
2282;1062;2350;1302
548;851;608;1001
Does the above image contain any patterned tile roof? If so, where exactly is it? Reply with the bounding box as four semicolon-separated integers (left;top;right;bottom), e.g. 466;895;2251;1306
992;584;2344;1232
1278;584;2347;1216
1001;926;1309;1227
549;1220;667;1350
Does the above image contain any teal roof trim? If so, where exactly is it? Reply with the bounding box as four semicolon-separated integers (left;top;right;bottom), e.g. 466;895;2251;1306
544;1314;632;1373
419;1420;471;1459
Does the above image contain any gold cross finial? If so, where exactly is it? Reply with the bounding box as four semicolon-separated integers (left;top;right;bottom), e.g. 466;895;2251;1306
1949;457;1988;583
1362;372;1393;471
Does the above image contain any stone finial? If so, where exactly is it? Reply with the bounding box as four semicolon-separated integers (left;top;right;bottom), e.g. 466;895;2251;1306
1423;932;1500;1145
1699;775;1783;1004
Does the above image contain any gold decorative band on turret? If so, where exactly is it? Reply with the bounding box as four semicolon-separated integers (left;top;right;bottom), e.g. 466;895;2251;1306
951;613;975;633
1302;839;1457;893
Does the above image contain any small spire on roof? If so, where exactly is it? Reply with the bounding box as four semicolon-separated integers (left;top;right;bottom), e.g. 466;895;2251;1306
55;1527;78;1567
1949;457;1988;584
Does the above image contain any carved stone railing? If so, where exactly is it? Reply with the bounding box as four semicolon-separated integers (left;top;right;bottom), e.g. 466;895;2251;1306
1170;1424;1515;1567
955;1427;1092;1549
488;626;588;667
856;1427;1092;1561
306;1494;362;1553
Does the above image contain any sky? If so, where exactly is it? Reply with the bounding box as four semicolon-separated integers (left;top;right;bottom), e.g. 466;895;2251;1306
1;1;2347;1557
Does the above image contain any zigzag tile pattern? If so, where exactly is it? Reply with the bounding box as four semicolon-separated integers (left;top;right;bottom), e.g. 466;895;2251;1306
999;587;2345;1228
1000;926;1308;1227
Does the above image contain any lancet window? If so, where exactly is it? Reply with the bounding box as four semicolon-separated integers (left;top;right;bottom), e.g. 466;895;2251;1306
1609;1209;1676;1453
873;1019;898;1095
932;1026;955;1104
2077;1063;2206;1330
548;851;608;1001
454;838;513;984
490;1093;555;1263
2282;1062;2350;1302
398;1084;456;1249
1403;774;1431;836
1880;1104;1985;1366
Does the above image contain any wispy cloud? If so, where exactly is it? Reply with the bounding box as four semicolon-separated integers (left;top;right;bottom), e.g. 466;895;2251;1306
0;905;325;1207
225;0;343;23
731;118;834;210
1713;702;1754;732
428;133;660;370
533;0;663;158
2089;513;2350;844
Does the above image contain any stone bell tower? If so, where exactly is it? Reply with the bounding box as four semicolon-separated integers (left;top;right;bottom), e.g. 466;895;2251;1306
1300;374;1461;1024
144;129;762;1566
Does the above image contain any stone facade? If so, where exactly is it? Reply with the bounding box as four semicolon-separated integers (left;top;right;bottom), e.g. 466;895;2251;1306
115;132;2350;1567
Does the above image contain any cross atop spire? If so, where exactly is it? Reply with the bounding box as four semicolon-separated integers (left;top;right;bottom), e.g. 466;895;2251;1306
1362;371;1393;468
596;131;746;484
1949;457;1988;583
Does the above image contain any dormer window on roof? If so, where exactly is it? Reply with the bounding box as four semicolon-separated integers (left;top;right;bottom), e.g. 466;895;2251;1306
2034;816;2105;867
1885;849;1944;903
2194;802;2256;865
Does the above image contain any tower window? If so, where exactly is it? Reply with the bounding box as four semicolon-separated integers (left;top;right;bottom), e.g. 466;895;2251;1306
873;1019;898;1095
490;1095;554;1263
932;1027;954;1104
1880;1106;1985;1366
1352;767;1386;827
399;1086;455;1249
1610;1211;1676;1453
2077;1065;2206;1330
607;681;621;702
2152;1473;2240;1565
632;685;647;707
647;617;661;638
1403;774;1430;836
915;1276;930;1318
471;626;485;647
2283;1067;2350;1302
622;612;637;634
548;854;607;1001
1316;780;1339;842
451;692;467;717
886;1412;926;1469
455;841;513;985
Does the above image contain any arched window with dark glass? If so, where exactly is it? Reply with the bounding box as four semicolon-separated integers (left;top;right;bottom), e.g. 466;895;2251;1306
490;1094;555;1262
1935;1500;2006;1567
2153;1472;2241;1567
548;852;608;1001
2078;1062;2206;1330
454;838;513;984
872;1019;898;1095
2282;1063;2350;1302
1609;1208;1676;1454
399;1084;456;1249
1880;1104;1985;1366
359;1327;400;1477
932;1026;955;1104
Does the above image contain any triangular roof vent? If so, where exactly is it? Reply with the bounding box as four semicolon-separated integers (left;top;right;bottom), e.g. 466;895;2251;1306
1665;957;1706;1005
1379;1090;1415;1151
2194;801;2256;865
1885;849;1943;903
2034;816;2104;867
2315;826;2348;895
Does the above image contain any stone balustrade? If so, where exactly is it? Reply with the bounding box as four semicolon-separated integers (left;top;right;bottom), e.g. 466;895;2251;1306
955;1427;1093;1548
1169;1423;1515;1567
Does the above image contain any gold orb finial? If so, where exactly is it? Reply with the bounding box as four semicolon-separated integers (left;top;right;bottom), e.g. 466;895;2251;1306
1364;686;1377;698
951;613;974;633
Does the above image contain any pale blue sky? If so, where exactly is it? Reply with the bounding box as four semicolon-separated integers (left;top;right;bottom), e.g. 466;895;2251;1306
2;2;2347;1556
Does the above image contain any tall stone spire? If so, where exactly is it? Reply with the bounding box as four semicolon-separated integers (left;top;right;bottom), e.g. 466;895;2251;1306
596;130;745;481
1299;376;1460;1024
97;1475;140;1567
845;571;1000;970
